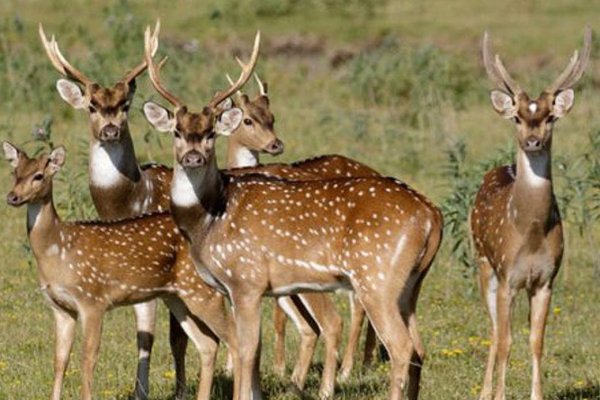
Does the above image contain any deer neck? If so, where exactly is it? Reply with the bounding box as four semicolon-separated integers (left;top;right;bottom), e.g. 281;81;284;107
170;157;227;239
227;137;260;169
89;123;141;191
511;147;554;234
27;190;62;259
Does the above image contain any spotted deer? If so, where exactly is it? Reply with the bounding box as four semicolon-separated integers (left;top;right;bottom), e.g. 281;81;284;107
222;73;383;390
471;27;591;400
37;22;192;400
2;142;236;400
142;25;443;400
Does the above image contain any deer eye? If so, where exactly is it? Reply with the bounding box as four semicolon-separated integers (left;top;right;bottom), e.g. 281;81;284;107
243;118;253;126
33;173;44;181
513;116;521;124
173;130;182;139
88;105;97;113
122;102;131;112
207;132;216;140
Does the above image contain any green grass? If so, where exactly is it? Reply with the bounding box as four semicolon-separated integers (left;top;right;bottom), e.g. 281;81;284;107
0;0;599;399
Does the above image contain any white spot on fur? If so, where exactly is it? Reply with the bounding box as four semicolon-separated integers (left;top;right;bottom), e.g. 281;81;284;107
528;102;537;113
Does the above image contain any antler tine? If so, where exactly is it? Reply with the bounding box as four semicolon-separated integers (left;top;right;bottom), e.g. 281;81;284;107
224;73;244;98
122;19;161;83
253;73;268;96
39;24;94;86
547;25;593;93
144;23;184;108
482;31;522;95
209;31;261;109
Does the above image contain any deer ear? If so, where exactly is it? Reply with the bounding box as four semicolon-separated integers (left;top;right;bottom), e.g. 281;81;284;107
552;89;575;118
47;146;66;175
490;90;517;119
143;102;176;132
216;97;233;111
56;79;87;109
215;108;243;137
3;141;21;169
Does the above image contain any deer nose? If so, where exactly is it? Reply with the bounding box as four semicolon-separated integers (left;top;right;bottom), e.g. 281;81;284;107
525;137;542;151
181;151;206;168
265;139;284;155
100;124;120;141
6;192;20;206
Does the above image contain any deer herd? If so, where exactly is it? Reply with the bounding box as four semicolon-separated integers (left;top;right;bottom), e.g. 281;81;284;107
2;18;592;400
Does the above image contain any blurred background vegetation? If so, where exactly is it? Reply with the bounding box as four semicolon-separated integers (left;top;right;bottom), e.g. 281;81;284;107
0;0;598;399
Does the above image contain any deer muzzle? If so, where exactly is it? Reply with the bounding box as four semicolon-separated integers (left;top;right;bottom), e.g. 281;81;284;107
99;123;121;142
181;151;206;168
265;138;284;155
6;192;21;206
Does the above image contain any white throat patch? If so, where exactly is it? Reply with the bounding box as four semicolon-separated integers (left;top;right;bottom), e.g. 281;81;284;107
232;146;259;169
171;165;204;208
520;151;550;187
90;143;124;188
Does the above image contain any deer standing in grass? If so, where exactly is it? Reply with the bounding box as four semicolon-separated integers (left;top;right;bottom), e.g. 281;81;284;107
471;27;591;400
2;142;235;400
38;22;190;400
142;25;443;400
222;73;383;390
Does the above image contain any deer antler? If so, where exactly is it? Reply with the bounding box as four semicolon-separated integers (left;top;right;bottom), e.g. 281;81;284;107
546;26;592;94
482;31;522;95
121;19;161;84
225;73;244;98
253;73;268;96
144;23;184;108
39;23;94;86
208;31;261;109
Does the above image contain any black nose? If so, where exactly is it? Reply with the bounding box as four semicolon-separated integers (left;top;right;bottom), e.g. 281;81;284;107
525;137;542;151
6;192;20;206
181;151;205;168
266;139;284;155
100;124;120;141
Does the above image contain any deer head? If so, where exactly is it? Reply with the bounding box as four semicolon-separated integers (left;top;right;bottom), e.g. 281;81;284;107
221;71;283;156
142;25;260;168
483;27;592;153
39;21;161;143
3;142;66;206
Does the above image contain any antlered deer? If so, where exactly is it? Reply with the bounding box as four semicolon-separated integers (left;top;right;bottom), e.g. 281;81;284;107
471;27;591;400
142;25;443;400
222;72;384;391
2;142;234;400
38;22;187;399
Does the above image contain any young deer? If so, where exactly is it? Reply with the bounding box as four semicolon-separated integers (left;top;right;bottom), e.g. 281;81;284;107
142;26;443;400
223;73;382;391
38;22;188;399
2;142;235;400
472;28;591;400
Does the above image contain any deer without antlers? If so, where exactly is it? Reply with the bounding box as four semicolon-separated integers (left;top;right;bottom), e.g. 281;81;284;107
142;24;443;400
3;142;236;400
39;21;193;400
471;27;591;400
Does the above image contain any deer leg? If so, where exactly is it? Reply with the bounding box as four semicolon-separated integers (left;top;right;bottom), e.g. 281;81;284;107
339;292;365;381
298;293;342;400
478;260;498;400
363;320;378;366
528;283;552;400
359;292;413;400
493;282;516;400
79;307;105;400
231;292;263;400
50;307;76;400
164;296;219;400
273;299;288;377
170;312;188;400
402;284;426;400
132;301;157;400
277;296;318;391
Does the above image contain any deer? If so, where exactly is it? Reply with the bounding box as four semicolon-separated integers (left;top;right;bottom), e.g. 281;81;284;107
222;72;384;390
471;27;591;400
2;142;237;400
141;24;443;400
38;21;191;400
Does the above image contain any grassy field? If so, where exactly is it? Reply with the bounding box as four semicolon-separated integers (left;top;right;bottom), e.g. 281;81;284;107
0;0;599;399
